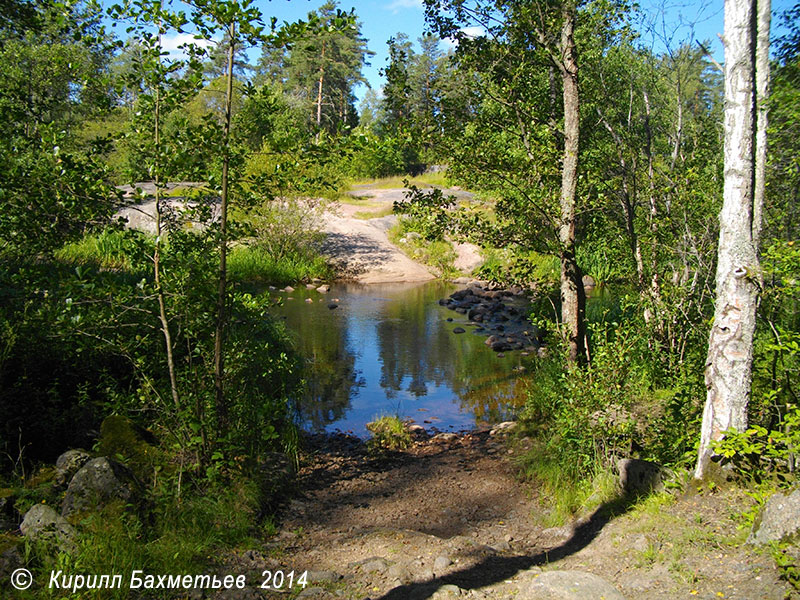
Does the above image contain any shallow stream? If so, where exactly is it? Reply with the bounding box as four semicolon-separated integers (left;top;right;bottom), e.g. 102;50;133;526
271;281;534;437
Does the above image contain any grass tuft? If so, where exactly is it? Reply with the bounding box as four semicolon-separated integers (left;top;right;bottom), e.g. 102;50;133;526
366;415;413;451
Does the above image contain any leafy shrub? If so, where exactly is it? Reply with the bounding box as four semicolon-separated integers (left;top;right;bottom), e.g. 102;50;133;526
234;197;328;263
393;185;455;241
347;135;411;179
474;248;559;289
712;401;800;486
516;309;700;521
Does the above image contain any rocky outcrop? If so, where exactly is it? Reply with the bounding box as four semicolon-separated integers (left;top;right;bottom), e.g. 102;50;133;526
749;488;800;545
61;457;142;518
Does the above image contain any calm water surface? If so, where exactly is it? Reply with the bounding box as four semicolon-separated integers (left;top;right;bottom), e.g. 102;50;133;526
271;281;533;437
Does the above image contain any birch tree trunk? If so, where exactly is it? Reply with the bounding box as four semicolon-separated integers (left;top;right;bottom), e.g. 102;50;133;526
557;1;586;366
695;0;769;480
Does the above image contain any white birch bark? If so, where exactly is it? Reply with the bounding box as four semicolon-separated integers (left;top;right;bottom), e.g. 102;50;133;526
695;0;769;480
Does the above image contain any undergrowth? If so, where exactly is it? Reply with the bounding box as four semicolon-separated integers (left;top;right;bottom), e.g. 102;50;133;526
228;244;332;285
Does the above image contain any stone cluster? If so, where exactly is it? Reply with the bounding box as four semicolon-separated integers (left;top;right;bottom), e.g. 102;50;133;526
439;285;543;353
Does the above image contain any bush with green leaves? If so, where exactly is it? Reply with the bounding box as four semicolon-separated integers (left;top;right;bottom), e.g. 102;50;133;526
517;299;705;519
473;248;560;289
347;134;419;179
393;184;455;241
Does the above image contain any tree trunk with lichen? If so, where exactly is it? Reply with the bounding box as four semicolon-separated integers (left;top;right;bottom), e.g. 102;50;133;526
695;0;770;480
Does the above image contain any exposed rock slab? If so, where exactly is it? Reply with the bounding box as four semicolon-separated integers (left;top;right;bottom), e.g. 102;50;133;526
519;570;626;600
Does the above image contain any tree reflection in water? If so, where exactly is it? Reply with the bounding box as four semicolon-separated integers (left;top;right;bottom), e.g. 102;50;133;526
274;281;532;436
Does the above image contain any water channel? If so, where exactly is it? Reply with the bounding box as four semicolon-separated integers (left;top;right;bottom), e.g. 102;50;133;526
271;281;536;437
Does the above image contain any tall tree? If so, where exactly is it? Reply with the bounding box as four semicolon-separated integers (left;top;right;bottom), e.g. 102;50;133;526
553;0;585;365
424;0;594;365
695;0;771;479
273;1;371;132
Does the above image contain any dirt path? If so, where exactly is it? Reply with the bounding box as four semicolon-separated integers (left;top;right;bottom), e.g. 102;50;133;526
218;431;793;600
320;186;477;284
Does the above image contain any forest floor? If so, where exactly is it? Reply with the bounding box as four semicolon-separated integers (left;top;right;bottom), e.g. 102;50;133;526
216;430;795;600
319;185;478;284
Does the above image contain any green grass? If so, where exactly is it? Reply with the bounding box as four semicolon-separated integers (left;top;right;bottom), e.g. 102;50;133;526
349;172;451;190
353;206;395;220
388;222;458;279
366;415;413;451
520;446;620;526
474;247;559;288
228;244;332;286
55;229;140;271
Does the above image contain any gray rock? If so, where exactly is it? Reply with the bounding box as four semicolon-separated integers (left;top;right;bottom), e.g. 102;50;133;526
316;285;330;293
433;554;452;574
749;488;800;545
328;303;339;310
21;504;76;552
283;286;295;293
519;570;626;600
387;563;413;583
453;327;466;334
0;544;23;581
432;584;463;598
54;449;92;488
616;458;667;496
362;557;393;573
490;421;517;436
61;457;141;518
630;534;650;554
306;283;317;289
308;570;342;583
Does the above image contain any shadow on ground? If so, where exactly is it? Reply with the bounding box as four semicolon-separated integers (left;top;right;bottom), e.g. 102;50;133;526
374;494;641;599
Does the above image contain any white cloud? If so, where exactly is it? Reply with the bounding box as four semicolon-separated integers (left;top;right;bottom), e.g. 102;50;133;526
442;26;486;49
159;32;215;59
386;0;423;13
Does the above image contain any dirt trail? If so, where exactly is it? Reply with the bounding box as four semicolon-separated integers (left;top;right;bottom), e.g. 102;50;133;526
320;186;477;284
219;431;792;600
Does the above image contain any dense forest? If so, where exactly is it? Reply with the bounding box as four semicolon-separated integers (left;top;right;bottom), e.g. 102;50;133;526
1;0;799;596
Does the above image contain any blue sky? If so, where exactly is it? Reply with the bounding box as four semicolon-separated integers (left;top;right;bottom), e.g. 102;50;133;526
149;0;796;103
